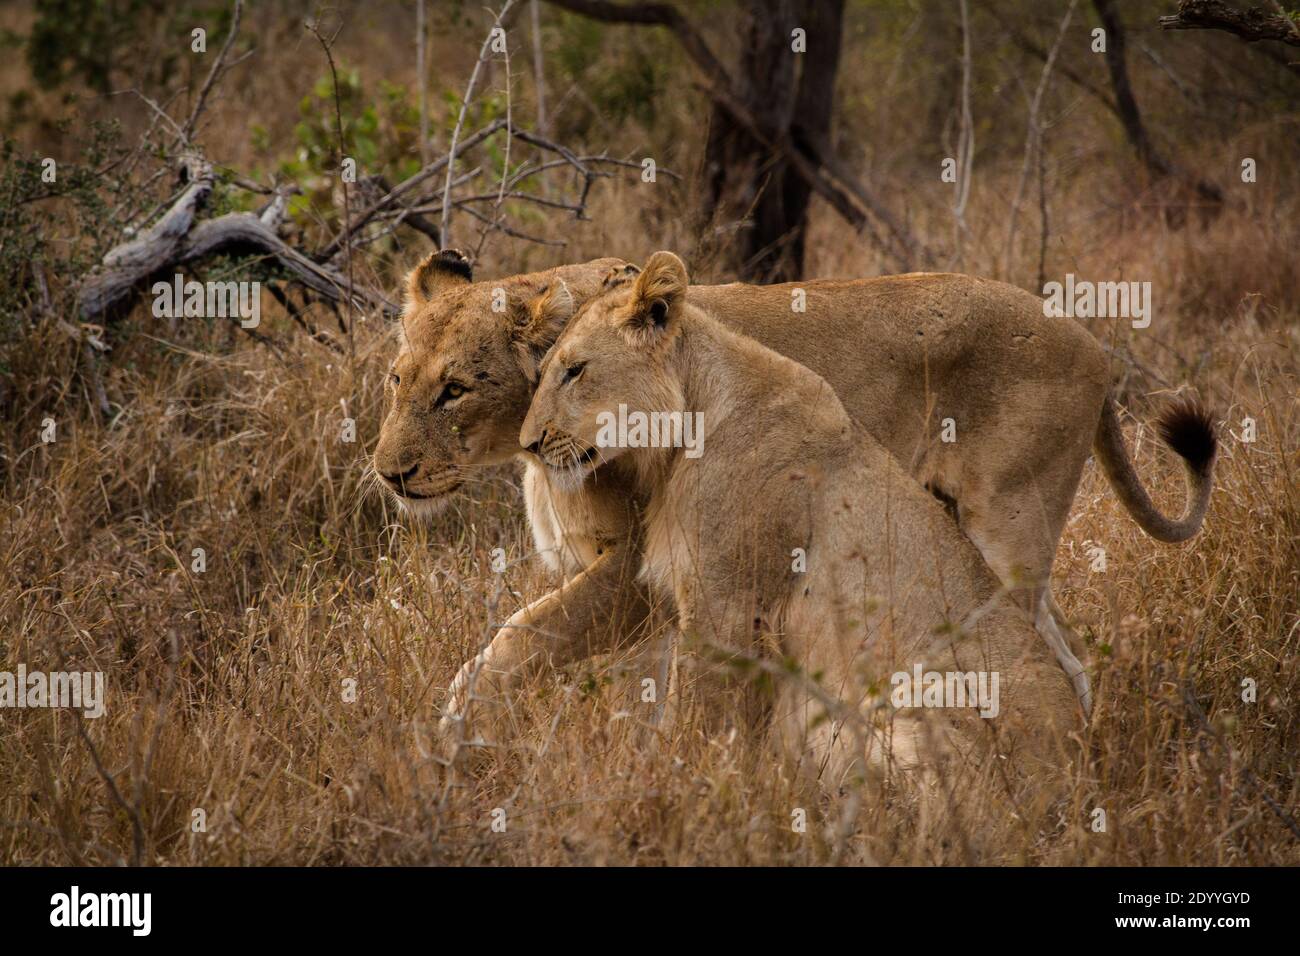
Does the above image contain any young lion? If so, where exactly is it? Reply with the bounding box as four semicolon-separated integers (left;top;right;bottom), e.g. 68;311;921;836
519;252;1078;781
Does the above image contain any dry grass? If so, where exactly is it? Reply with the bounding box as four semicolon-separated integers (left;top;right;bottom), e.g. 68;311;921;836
1;1;1297;866
4;191;1296;865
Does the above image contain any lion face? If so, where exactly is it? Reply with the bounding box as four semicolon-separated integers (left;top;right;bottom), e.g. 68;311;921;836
521;252;689;491
372;250;560;515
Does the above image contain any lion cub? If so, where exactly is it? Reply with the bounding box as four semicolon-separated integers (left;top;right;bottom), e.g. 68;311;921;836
521;252;1077;784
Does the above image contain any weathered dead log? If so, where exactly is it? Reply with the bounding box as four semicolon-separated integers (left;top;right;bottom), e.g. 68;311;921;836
76;154;214;319
78;210;398;321
179;213;398;316
75;154;399;322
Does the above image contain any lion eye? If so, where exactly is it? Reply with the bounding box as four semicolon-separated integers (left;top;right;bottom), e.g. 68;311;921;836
439;382;468;405
562;362;586;384
389;370;400;386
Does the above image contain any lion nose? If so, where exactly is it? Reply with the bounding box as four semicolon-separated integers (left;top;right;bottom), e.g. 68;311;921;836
523;430;546;456
380;462;420;484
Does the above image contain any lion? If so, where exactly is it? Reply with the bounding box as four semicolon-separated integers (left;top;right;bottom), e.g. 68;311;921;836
518;251;1080;782
372;249;1215;733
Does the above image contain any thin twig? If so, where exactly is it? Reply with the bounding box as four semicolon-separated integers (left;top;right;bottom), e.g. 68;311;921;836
306;14;357;357
951;0;974;263
1004;0;1077;276
181;0;246;144
442;0;518;247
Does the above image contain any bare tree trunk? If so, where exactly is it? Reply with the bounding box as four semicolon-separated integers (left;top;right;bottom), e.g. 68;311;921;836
545;0;918;275
702;0;798;281
1093;0;1222;207
703;0;845;282
1093;0;1171;179
784;0;845;278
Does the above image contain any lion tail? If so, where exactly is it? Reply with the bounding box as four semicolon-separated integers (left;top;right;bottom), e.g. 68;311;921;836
1092;394;1216;543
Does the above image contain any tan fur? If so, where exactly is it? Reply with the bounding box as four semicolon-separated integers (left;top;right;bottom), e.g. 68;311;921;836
520;253;1078;781
374;252;1214;736
373;253;631;517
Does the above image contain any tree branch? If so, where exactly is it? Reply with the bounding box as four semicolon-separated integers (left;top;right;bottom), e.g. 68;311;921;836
76;153;215;318
976;1;1120;115
545;0;737;90
77;197;399;323
442;0;518;247
181;0;246;143
1158;1;1300;47
318;119;508;260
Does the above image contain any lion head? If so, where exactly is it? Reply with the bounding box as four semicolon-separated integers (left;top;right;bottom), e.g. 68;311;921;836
520;251;691;491
372;249;628;515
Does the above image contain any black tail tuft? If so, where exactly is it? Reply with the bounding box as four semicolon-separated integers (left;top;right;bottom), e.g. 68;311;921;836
1157;396;1216;474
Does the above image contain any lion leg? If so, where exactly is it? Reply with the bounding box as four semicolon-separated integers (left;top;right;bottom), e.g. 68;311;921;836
1035;591;1091;712
771;611;936;791
934;369;1101;715
963;511;1092;715
775;677;957;796
439;539;652;747
648;621;679;730
666;593;785;741
956;472;1093;714
1047;589;1086;659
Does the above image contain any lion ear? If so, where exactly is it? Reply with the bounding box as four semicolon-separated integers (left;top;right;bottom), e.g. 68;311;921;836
406;249;473;306
627;251;687;336
513;279;576;381
602;262;642;289
518;279;575;345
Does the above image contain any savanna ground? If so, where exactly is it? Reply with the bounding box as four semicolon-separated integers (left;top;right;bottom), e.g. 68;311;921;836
0;0;1297;865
